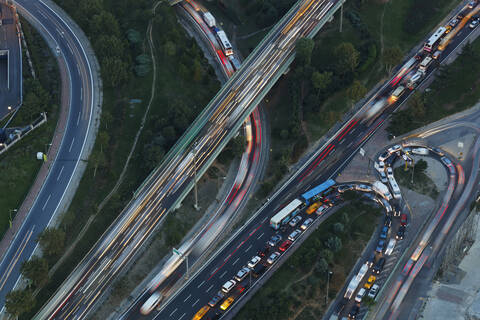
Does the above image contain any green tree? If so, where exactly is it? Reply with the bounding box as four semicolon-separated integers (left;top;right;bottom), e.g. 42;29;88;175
415;159;428;174
315;257;329;275
325;236;342;252
5;289;36;317
295;37;315;66
333;222;345;234
21;256;49;287
383;46;403;74
347;80;367;104
311;71;332;98
101;57;129;87
409;92;426;118
334;42;359;75
321;248;334;264
37;227;66;257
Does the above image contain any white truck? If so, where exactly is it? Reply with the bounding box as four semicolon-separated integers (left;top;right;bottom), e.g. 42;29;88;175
411;147;429;155
372;181;393;201
355;263;369;282
344;278;360;299
418;56;433;73
202;12;216;28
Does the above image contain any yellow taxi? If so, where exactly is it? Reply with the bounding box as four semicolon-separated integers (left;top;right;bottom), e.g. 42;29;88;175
364;275;376;289
192;305;210;320
306;202;321;214
220;296;235;311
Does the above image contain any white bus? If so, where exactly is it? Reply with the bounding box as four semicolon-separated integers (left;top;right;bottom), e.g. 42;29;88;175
423;26;446;52
215;30;233;56
418;56;433;73
270;199;303;230
388;177;402;199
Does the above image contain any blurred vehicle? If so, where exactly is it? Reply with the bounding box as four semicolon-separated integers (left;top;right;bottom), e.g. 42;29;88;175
384;215;392;228
396;225;406;240
470;16;480;28
258;246;270;257
376;239;385;253
400;213;408;226
306;202;321;214
208;293;222;307
355;184;372;192
380;226;389;239
373;257;386;274
252;263;266;277
316;204;329;215
348;304;359;319
140;292;162;315
367;253;376;268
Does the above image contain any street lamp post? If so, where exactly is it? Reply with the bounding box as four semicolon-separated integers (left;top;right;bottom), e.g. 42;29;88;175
9;209;17;228
411;158;415;185
193;142;200;211
44;143;52;156
325;270;333;306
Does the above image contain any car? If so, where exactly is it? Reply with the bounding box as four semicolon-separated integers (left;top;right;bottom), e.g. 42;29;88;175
378;151;390;162
288;229;302;242
384;215;392;227
368;284;380;298
355;184;372;192
247;256;261;269
376;239;385;253
449;18;459;27
381;198;393;214
316;205;329;215
374;161;385;172
387;144;402;154
379;170;388;183
441;156;452;166
396;225;406;240
258;246;270;257
208;294;222;307
234;267;250;281
364;275;376;289
355;288;366;303
306;202;321;214
393;203;401;217
471;19;480;29
385;153;397;166
468;1;477;9
221;280;236;293
192;306;211;320
55;46;61;55
252;263;266;277
373;257;386;274
385;238;397;255
337;184;354;193
268;234;282;247
348;304;359;319
289;215;302;227
367;253;376;268
220;296;235;311
279;240;292;252
402;146;412;154
267;252;281;264
386;167;394;179
400;213;408;226
445;24;453;34
300;218;313;230
380;226;389;239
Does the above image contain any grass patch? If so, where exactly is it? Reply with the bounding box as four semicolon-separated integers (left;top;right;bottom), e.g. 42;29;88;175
0;17;60;238
393;159;439;199
235;200;382;320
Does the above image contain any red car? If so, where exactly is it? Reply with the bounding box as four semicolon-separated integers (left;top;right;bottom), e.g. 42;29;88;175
279;240;292;252
400;213;408;226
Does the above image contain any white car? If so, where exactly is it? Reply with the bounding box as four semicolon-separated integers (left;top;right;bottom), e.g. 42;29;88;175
300;218;313;230
247;256;261;269
387;144;402;154
386;167;394;179
267;252;281;264
288;229;302;242
374;161;385;172
379;170;388;183
234;267;250;281
368;284;380;298
385;239;397;255
378;151;389;162
316;205;328;215
221;280;236;293
355;288;366;303
289;215;302;227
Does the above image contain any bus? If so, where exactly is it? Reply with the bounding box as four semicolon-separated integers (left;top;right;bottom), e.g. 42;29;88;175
423;26;446;52
301;179;335;205
388;177;402;199
215;30;233;56
270;199;303;230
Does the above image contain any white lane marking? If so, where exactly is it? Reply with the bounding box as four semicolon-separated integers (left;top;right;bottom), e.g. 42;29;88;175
80;86;83;99
257;232;264;240
57;166;64;181
220;270;227;279
169;308;177;317
206;284;214;292
66;42;73;53
77;112;81;126
183;294;191;302
192;298;200;308
262;216;268;223
178;313;186;320
69;138;75;152
197;280;205;289
232;257;240;266
42;194;51;211
245;244;252;252
340;139;345;145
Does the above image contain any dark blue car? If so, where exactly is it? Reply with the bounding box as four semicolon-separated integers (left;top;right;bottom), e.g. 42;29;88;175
380;226;389;239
